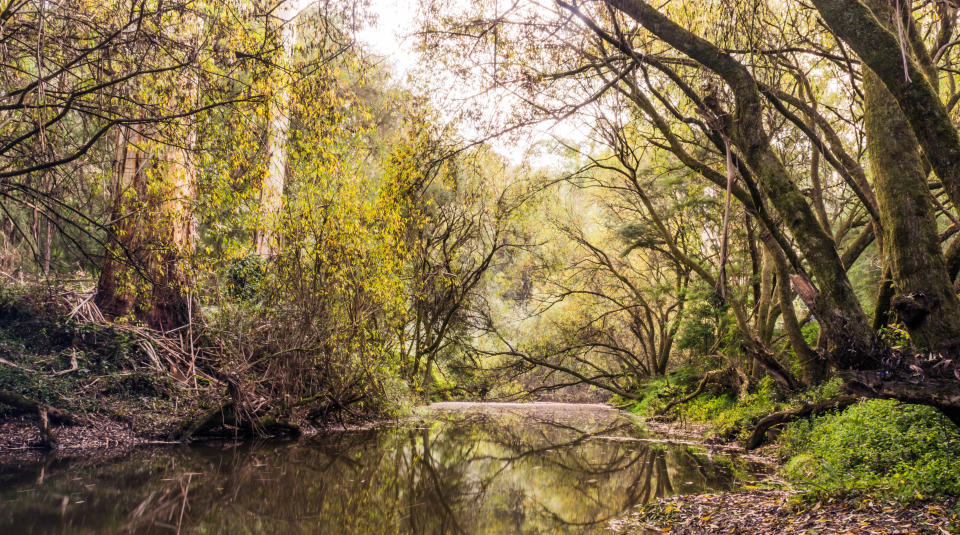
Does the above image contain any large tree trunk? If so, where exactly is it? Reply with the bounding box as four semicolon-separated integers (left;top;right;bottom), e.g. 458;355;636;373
812;0;960;216
861;3;960;350
96;126;195;331
253;99;288;256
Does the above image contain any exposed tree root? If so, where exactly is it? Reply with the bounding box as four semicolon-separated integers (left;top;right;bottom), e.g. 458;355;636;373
745;395;858;450
171;401;301;442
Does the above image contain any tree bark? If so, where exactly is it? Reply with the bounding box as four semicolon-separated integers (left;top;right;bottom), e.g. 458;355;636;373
842;361;960;426
860;0;960;350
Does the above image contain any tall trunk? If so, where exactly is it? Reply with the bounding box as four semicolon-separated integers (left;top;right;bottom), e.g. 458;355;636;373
253;93;289;256
861;0;960;350
253;3;296;257
96;126;195;331
756;250;775;344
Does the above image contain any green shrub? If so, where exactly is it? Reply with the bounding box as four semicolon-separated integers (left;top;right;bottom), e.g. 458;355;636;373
798;377;843;403
783;399;960;501
625;367;703;416
685;377;783;440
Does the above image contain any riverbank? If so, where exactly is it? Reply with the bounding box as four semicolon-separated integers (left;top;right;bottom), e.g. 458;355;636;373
0;292;225;458
0;290;304;460
610;403;960;534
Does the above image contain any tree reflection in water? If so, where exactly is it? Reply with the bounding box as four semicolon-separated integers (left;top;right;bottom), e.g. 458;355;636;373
0;404;755;534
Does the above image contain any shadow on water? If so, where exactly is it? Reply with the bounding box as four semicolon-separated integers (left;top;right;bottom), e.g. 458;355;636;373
0;403;761;534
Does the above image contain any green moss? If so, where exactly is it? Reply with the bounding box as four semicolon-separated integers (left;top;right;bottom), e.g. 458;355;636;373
781;399;960;501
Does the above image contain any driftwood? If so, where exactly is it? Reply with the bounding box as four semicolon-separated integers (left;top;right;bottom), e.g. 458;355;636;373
745;394;858;450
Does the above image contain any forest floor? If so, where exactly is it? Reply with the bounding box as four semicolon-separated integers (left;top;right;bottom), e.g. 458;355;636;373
610;420;960;535
610;489;959;534
0;289;380;462
0;296;223;461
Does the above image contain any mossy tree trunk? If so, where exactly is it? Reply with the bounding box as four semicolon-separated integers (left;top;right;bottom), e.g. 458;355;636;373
812;0;960;351
862;31;960;350
812;0;960;215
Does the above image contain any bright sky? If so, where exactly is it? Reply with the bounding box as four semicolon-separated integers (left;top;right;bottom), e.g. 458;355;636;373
356;0;421;76
303;0;582;168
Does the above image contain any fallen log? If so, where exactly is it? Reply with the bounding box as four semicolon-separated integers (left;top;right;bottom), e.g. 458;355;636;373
745;394;858;450
0;389;76;425
842;364;960;426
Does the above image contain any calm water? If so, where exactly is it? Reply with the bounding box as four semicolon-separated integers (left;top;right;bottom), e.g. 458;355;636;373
0;402;757;534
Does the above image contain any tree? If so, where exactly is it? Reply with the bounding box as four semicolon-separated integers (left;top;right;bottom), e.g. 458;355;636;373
418;0;960;419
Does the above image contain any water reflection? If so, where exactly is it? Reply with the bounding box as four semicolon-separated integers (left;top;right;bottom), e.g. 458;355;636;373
0;403;753;534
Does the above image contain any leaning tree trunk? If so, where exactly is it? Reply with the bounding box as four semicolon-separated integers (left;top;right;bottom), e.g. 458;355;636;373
861;0;960;351
96;126;195;331
770;244;828;385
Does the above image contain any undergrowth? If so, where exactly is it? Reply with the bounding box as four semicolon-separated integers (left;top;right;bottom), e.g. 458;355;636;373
628;372;960;503
781;399;960;502
0;285;209;435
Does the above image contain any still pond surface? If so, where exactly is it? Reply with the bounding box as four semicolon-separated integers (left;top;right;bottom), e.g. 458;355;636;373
0;402;760;534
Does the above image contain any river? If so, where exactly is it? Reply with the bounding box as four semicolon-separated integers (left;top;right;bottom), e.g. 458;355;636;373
0;402;762;534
